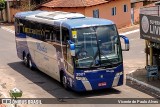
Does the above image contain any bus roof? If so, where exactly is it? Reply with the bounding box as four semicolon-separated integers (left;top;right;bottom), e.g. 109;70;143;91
15;11;114;29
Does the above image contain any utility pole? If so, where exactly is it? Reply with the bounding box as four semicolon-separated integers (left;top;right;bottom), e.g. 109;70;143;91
29;0;31;10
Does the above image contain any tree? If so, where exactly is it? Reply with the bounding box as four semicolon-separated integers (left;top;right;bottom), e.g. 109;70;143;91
0;0;5;21
20;0;36;11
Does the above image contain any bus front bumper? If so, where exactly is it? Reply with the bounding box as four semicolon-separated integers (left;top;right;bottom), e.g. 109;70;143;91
73;73;123;92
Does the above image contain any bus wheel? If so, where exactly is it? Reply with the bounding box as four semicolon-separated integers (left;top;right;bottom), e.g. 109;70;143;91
62;74;69;90
24;56;29;67
28;56;34;70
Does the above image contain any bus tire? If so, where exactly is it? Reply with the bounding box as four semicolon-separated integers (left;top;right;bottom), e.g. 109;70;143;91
62;73;69;90
28;55;34;70
24;55;29;67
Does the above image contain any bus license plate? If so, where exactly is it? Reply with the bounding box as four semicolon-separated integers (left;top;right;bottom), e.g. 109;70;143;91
98;82;106;87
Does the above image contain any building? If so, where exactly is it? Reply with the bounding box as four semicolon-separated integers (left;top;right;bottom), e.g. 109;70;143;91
131;0;158;24
3;0;50;22
39;0;131;28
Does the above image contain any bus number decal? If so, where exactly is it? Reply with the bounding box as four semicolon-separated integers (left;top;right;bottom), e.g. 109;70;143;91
76;73;85;77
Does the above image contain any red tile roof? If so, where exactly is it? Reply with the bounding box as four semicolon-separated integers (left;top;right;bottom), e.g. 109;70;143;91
42;0;111;8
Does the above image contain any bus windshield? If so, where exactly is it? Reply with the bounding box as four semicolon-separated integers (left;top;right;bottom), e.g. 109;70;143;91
72;25;122;68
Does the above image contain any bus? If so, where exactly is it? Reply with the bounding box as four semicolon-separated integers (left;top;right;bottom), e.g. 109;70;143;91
15;11;129;92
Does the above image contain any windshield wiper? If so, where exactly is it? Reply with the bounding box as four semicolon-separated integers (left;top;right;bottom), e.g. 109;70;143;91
100;51;113;66
89;50;100;68
89;49;115;68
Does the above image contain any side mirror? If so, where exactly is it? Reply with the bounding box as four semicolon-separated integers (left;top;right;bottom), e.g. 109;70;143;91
119;35;129;51
68;40;75;56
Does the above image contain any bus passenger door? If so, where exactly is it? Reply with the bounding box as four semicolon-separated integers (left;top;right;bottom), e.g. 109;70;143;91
66;44;74;74
63;39;74;75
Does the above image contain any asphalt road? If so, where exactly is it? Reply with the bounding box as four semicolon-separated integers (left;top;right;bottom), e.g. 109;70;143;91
0;28;159;107
123;31;146;74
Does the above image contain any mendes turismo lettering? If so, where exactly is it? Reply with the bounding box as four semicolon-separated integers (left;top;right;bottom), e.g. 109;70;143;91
36;43;47;53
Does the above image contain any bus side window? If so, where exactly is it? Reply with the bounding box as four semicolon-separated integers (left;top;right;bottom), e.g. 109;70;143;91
37;23;42;40
26;20;32;37
50;31;55;42
42;24;49;42
53;33;57;42
30;21;36;38
47;25;52;41
43;25;56;44
15;18;19;35
19;19;25;34
55;30;60;42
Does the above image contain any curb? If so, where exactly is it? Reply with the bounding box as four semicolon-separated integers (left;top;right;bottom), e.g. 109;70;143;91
119;24;139;30
120;29;139;35
126;74;160;94
118;24;139;34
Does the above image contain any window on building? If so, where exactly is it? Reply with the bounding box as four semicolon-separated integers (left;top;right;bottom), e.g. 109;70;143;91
124;5;128;12
93;9;99;18
112;7;116;16
131;3;135;8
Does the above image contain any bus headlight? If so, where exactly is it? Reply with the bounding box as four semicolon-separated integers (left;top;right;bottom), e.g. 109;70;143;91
76;77;87;81
115;72;123;77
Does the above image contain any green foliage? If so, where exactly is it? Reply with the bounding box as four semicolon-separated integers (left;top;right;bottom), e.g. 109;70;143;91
0;0;5;11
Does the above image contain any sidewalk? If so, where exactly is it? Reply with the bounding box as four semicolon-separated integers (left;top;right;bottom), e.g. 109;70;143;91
0;22;15;31
126;68;160;98
118;24;139;34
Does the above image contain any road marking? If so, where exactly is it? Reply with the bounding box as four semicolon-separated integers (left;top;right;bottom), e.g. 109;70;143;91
120;29;139;35
129;70;135;74
1;27;15;34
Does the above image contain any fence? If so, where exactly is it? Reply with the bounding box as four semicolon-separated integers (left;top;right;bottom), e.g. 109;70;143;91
140;5;160;16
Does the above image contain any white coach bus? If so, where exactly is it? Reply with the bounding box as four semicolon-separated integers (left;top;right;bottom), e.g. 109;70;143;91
15;11;129;91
